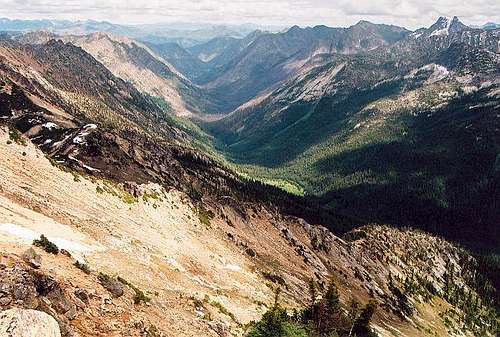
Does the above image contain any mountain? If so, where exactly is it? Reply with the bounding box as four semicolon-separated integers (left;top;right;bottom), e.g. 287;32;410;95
0;17;73;31
12;31;225;116
207;17;500;251
62;33;222;116
0;18;141;37
145;31;266;85
0;18;273;46
0;16;499;337
474;22;500;30
143;41;208;82
6;20;410;114
196;21;410;112
2;26;498;337
1;58;499;337
188;31;264;74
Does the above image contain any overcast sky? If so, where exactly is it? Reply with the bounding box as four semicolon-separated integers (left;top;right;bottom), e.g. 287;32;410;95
1;0;499;29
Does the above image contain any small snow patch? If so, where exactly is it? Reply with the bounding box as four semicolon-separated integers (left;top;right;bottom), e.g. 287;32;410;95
42;122;59;130
51;135;70;148
167;258;186;272
73;136;85;144
0;223;38;241
224;264;241;271
422;64;449;84
410;32;423;39
0;223;95;253
84;124;97;130
68;155;101;172
429;18;450;37
28;117;43;124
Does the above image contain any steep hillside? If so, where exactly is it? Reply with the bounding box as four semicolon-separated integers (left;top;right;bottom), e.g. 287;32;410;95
207;18;500;251
144;41;208;83
0;128;498;337
12;32;225;116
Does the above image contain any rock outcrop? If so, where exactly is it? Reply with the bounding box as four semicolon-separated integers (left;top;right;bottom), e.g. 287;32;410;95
0;308;61;337
21;248;41;269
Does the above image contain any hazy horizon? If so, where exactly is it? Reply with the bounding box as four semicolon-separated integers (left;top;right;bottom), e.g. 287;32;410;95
0;0;499;30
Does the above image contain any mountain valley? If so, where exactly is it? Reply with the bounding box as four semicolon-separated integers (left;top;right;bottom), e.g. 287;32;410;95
0;14;499;337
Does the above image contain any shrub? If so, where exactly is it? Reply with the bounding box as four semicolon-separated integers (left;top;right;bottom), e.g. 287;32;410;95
133;288;151;304
192;297;204;308
343;230;368;242
121;191;137;204
98;272;124;297
142;190;161;202
8;126;26;146
117;276;151;304
187;187;202;201
197;205;214;226
33;235;59;254
211;301;239;325
98;272;111;283
74;261;91;274
246;248;257;258
263;272;287;287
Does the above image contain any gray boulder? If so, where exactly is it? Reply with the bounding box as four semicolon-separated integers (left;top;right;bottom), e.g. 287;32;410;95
98;273;124;298
21;248;41;269
0;308;61;337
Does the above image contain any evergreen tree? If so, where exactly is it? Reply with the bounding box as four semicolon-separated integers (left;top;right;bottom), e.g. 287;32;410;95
309;278;318;305
352;300;378;336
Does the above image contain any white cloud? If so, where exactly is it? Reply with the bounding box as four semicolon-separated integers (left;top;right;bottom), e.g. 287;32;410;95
0;0;499;29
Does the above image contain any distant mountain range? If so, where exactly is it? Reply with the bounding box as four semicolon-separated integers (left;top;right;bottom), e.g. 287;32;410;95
153;21;411;112
472;22;500;30
0;17;283;46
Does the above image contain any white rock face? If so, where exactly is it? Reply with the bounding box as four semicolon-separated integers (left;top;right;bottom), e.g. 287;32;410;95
0;308;61;337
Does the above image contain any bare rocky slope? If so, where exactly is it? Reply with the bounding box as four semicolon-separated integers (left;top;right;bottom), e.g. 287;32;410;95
1;126;497;337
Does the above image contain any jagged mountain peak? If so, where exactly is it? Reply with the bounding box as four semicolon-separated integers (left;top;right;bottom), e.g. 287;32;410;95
449;16;468;32
427;16;451;36
426;16;469;37
436;16;450;24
